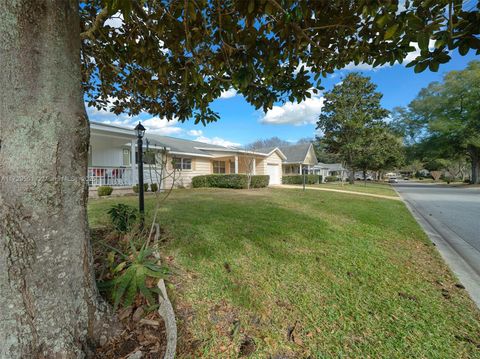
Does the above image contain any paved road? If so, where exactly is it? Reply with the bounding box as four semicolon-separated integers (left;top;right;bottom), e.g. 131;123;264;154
394;182;480;306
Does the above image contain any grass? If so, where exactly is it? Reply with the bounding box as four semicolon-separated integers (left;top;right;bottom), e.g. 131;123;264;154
89;188;480;358
311;181;398;197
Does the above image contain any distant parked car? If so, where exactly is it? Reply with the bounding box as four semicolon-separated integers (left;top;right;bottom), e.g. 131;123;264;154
388;177;398;183
403;176;410;180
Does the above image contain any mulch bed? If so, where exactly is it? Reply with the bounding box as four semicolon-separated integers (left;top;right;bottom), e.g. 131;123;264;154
91;228;168;358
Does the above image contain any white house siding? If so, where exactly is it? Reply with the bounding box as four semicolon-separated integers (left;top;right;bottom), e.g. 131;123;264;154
163;155;212;188
255;158;266;175
89;134;130;167
304;145;318;165
261;152;283;185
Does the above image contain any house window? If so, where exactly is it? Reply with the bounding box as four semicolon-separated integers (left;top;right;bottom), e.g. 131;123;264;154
144;151;156;165
213;161;226;174
172;157;192;170
123;149;131;166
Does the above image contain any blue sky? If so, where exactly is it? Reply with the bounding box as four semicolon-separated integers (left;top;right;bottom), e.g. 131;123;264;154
87;50;478;147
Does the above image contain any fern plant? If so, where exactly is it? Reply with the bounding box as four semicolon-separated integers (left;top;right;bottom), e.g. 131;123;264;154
107;203;137;233
99;241;168;309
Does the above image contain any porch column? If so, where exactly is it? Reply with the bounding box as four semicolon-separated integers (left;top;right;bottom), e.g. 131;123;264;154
252;158;256;175
234;155;238;174
130;139;136;185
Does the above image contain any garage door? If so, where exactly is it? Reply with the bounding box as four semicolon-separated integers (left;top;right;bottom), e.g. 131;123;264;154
267;163;281;185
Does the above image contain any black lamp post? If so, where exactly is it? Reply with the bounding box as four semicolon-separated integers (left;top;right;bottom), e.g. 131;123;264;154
302;165;306;192
134;122;146;225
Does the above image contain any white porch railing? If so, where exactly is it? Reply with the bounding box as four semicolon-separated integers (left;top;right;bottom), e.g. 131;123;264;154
88;167;133;187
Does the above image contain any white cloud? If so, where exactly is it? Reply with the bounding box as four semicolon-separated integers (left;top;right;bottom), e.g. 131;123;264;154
260;92;324;126
85;99;134;125
142;117;183;135
187;129;203;136
194;135;241;148
219;88;237;99
342;40;435;71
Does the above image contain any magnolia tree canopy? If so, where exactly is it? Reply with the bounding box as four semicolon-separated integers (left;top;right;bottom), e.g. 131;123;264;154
80;0;480;124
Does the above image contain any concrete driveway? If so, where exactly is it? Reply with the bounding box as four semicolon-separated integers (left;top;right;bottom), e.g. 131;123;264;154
394;182;480;307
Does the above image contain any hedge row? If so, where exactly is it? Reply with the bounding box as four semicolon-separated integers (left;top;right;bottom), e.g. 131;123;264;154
192;174;270;189
281;174;322;185
325;176;339;182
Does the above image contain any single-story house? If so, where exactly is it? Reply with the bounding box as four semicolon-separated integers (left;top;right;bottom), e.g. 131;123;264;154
256;143;319;175
314;162;348;181
88;121;287;190
89;121;354;191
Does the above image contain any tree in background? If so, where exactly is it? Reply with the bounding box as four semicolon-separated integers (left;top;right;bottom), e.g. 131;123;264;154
247;137;291;149
312;138;341;163
1;0;479;356
353;125;405;183
316;73;390;183
393;61;480;183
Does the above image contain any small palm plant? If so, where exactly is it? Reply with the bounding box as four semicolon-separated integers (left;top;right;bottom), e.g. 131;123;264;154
99;240;169;310
107;203;137;233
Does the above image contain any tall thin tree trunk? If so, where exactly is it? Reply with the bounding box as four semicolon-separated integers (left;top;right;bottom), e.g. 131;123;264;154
470;146;480;184
0;1;116;357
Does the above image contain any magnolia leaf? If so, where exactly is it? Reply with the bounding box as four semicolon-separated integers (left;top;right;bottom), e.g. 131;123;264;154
429;61;439;72
414;61;429;73
384;24;399;40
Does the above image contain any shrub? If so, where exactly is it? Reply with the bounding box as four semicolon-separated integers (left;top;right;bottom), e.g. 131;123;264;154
107;203;137;233
133;183;149;193
192;174;270;189
210;174;248;188
192;175;209;188
98;240;169;309
282;174;321;185
97;186;113;196
250;175;270;188
325;176;339;182
150;183;159;192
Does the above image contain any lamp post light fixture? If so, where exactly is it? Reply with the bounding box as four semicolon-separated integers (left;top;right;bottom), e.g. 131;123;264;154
134;122;146;226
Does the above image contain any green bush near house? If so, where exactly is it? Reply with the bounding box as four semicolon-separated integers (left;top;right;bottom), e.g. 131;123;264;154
192;174;269;189
97;186;113;197
250;175;270;188
325;175;339;182
150;183;159;192
133;184;149;193
282;174;321;185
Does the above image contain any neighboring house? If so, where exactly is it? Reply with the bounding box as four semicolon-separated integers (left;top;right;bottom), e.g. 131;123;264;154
256;143;319;176
313;162;348;181
88;121;287;189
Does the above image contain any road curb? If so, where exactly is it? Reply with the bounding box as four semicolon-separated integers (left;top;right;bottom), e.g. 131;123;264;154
393;185;480;309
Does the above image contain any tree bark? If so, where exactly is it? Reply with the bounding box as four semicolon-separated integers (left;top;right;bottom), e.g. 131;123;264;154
469;146;480;184
0;1;116;357
348;168;355;184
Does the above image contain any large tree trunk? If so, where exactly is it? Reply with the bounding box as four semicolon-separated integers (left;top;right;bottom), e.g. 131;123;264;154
348;168;355;185
0;1;115;357
468;146;480;184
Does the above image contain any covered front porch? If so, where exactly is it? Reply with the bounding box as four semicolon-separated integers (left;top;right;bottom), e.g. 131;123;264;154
283;163;316;175
209;154;265;175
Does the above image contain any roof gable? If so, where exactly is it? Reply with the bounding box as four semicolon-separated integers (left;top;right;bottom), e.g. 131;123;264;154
278;143;317;164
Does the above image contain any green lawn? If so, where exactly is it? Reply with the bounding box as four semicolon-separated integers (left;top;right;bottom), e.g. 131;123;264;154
89;188;480;358
312;181;398;197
